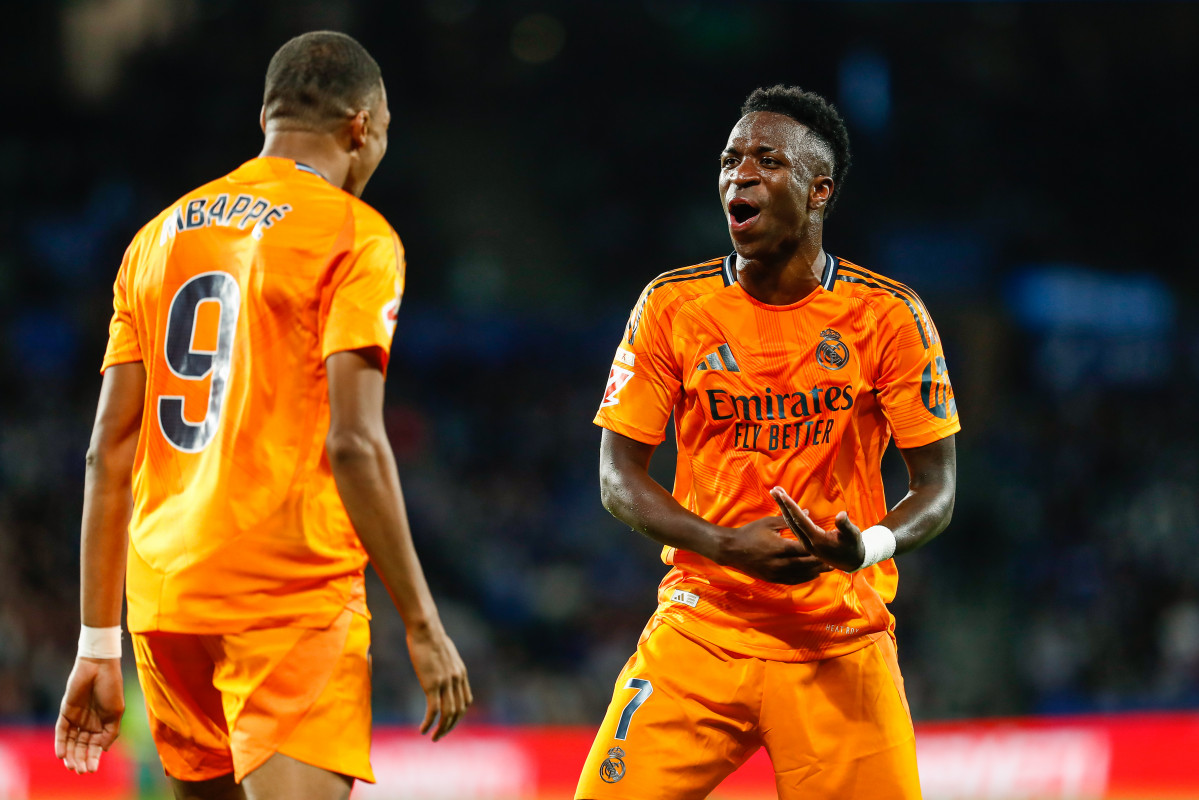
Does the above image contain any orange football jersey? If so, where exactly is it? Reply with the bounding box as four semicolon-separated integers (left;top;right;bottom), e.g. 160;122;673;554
103;157;405;634
594;254;959;661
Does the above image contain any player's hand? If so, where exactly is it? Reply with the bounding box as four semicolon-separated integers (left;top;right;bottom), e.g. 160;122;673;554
770;487;865;572
714;515;835;585
55;657;124;774
406;624;472;742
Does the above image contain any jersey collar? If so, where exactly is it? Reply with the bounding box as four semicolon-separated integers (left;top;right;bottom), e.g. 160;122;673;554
722;253;737;286
821;252;839;290
294;162;330;183
722;251;839;290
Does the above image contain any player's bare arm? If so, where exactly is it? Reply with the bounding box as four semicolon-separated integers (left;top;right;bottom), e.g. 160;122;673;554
600;428;832;585
771;435;957;572
325;348;472;741
56;361;145;773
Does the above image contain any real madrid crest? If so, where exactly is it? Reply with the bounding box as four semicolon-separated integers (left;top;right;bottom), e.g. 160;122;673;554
599;746;627;783
815;328;850;371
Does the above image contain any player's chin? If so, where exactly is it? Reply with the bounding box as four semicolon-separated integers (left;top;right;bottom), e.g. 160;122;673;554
728;230;770;259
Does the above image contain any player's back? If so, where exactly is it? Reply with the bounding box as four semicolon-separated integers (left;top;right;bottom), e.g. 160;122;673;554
105;156;404;634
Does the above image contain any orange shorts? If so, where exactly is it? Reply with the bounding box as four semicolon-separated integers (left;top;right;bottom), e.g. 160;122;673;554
131;607;373;784
576;618;920;800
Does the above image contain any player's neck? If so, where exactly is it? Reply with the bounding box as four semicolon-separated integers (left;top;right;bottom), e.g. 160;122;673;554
259;130;352;191
735;240;826;306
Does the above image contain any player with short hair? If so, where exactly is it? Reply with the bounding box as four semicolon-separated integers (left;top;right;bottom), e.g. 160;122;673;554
55;31;471;800
576;85;958;799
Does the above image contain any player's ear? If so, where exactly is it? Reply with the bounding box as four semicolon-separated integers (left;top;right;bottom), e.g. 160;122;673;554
809;176;833;213
348;109;370;151
259;106;267;134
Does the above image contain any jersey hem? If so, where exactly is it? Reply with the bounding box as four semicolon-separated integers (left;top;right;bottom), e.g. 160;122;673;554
125;601;364;635
100;353;143;373
322;340;392;374
592;416;666;445
891;421;960;450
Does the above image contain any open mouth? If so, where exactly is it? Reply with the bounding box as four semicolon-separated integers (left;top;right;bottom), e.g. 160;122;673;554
728;199;760;226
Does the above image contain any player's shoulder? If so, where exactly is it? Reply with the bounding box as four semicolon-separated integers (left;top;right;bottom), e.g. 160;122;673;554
133;171;249;246
246;161;395;241
345;194;398;242
831;256;932;314
282;174;397;247
127;211;168;251
170;172;240;211
623;256;730;346
640;255;732;308
830;255;938;346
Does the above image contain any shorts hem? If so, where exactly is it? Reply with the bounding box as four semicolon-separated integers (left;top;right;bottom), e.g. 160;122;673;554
160;759;236;784
276;742;376;785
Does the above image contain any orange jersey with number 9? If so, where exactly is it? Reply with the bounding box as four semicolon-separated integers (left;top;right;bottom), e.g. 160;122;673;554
103;157;404;634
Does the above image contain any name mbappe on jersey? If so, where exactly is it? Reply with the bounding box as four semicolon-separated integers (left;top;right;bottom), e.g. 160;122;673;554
159;193;293;244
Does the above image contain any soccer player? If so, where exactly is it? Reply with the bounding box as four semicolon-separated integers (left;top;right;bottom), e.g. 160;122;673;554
54;31;471;800
576;85;958;799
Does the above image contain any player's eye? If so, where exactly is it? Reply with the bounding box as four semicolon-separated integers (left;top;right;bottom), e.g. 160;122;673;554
721;156;739;168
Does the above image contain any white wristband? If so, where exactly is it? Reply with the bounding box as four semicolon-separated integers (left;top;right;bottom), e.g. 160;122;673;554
78;625;122;659
854;525;897;572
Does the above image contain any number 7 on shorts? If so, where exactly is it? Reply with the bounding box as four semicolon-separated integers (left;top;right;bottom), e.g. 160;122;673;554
614;678;652;741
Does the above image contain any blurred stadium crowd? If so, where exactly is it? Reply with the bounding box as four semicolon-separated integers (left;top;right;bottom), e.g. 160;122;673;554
1;0;1197;729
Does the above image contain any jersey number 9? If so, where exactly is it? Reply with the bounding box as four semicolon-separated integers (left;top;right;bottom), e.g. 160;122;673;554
158;271;241;453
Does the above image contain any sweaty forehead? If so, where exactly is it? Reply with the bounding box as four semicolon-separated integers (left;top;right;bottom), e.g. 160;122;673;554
725;111;808;155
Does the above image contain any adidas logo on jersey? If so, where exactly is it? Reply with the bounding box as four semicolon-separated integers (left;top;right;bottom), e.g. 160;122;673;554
695;343;740;372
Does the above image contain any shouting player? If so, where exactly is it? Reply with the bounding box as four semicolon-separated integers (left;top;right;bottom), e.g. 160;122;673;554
55;32;471;800
577;85;958;799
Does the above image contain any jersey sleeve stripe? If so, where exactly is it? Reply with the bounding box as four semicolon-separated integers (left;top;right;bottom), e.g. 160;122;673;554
626;268;724;346
836;264;934;342
835;273;931;349
655;259;725;282
650;267;723;290
834;266;935;347
838;263;922;306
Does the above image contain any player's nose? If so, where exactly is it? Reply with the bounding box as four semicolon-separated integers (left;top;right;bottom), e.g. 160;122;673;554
728;161;761;187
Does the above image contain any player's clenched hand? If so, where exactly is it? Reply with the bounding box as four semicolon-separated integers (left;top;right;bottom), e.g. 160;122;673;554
407;625;472;742
770;487;865;572
714;515;834;584
55;657;124;774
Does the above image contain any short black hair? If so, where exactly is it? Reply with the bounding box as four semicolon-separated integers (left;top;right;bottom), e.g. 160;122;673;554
263;31;382;131
741;85;852;214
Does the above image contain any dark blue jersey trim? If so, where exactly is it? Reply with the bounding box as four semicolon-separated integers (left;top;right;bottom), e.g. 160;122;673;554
295;162;328;181
822;253;839;290
835;273;931;349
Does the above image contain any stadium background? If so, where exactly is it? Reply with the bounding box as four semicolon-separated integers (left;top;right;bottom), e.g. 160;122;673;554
1;1;1197;798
